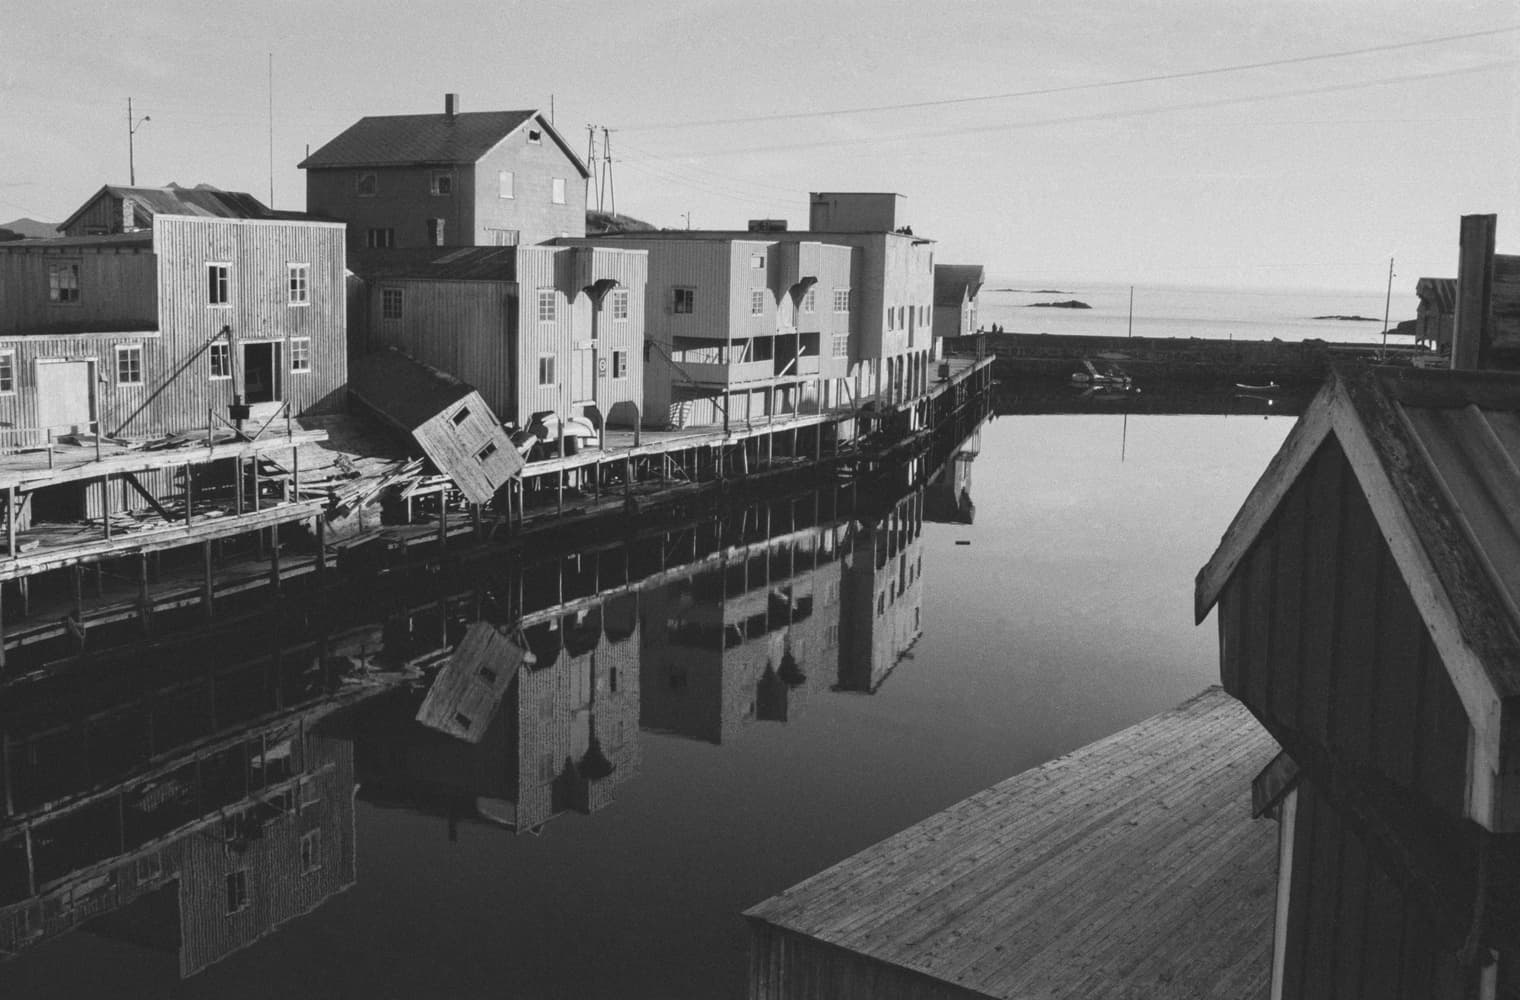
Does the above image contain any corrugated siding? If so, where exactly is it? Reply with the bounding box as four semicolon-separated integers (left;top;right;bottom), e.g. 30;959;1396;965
1220;438;1471;817
0;246;158;337
142;216;347;437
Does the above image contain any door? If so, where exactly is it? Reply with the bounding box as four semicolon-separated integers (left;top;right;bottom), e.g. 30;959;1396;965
36;360;95;435
571;345;596;405
243;342;281;403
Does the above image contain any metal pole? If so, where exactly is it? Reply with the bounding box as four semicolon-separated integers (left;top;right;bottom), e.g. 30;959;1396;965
1381;256;1395;358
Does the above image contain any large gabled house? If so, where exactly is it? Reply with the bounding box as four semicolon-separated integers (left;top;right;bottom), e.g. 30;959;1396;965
301;95;590;251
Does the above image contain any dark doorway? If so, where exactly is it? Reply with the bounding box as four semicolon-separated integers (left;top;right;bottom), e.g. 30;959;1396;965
243;342;280;403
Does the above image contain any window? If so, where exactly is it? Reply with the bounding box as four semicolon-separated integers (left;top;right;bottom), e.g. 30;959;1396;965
207;264;231;306
610;289;629;320
116;345;144;386
750;253;765;269
476;441;498;463
802;288;815;313
750;290;764;315
48;263;80;303
137;853;164;884
825;623;839;648
612;350;627;379
537;289;555;323
430;172;453;195
833;288;850;312
478;665;498;683
538;752;554;780
300;830;321;874
537;355;555;385
290;337;311;372
887;306;895;331
300;779;321;810
551;178;566;204
0;352;14;394
366;228;394;248
490;228;520;247
426;218;445;246
528;128;543;144
288;263;309;305
451;406;471;426
496;169;515;198
673;287;694;314
225;870;249;914
831;334;849;358
381;287;403;320
210;342;232;380
356;173;377;197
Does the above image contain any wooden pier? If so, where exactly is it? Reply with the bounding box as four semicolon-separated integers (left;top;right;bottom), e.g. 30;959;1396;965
745;687;1280;1000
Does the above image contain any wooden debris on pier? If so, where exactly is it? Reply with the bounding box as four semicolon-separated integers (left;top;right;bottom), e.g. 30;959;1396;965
745;687;1279;1000
414;622;533;743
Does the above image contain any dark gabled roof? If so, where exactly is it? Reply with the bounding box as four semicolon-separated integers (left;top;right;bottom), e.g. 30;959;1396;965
299;110;590;177
348;246;518;283
934;264;985;306
58;184;313;232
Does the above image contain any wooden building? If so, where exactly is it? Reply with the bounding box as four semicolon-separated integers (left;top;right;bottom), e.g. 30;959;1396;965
350;243;647;434
836;487;924;693
301;94;590;251
413;622;529;743
1195;364;1520;998
1417;277;1458;351
932;264;984;340
57;183;297;238
349;348;521;504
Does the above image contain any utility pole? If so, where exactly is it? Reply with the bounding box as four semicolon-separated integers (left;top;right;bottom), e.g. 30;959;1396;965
127;98;150;186
585;125;601;213
1381;256;1395;358
602;127;615;219
267;54;275;206
682;212;691;230
1127;285;1134;339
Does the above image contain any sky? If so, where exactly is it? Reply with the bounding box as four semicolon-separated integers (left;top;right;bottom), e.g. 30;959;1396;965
2;0;1516;293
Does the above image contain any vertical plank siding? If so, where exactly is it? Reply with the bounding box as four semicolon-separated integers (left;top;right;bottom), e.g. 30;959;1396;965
0;245;158;336
369;279;512;416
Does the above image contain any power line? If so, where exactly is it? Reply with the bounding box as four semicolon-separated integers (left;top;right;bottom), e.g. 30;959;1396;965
617;26;1520;131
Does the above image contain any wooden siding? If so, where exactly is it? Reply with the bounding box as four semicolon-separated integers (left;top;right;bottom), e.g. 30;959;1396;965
415;623;525;742
1219;437;1472;818
368;279;513;418
1277;778;1469;1000
0;244;158;337
472;115;587;246
59;192;132;237
413;393;521;502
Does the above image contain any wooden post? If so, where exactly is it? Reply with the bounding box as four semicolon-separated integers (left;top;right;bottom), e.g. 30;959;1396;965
0;585;6;674
593;458;601;500
71;565;84;648
290;447;299;503
252;452;261;512
472;502;482;538
1;732;12;816
269;526;282;591
101;476;111;541
315;515;327;581
202;540;214;621
138;552;151;636
5;487;14;562
184;464;194;526
557;469;564;515
437;496;448;548
1453;213;1498;371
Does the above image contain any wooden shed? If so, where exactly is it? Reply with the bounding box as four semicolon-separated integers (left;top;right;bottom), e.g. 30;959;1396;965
414;622;531;743
348;347;521;504
1195;364;1520;998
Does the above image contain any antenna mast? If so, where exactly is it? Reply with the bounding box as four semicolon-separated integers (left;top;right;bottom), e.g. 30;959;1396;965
267;53;275;205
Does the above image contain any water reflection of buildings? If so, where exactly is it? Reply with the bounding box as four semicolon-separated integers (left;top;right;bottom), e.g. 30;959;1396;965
924;430;978;525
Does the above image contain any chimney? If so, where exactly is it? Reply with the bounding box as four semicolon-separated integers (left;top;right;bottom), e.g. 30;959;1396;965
444;93;460;121
1452;213;1496;371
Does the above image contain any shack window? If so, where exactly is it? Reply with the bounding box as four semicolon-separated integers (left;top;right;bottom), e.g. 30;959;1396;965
48;262;80;303
537;355;555;386
225;870;249;914
290;338;311;373
750;290;764;315
528;129;542;144
300;830;321;873
673;287;694;314
537;289;556;323
612;350;628;379
381;288;403;320
288;263;309;305
498;170;514;199
207;263;231;306
366;228;394;248
610;289;629;320
116;345;144;386
476;441;499;463
0;352;14;394
356;173;377;197
551;178;566;204
451;406;471;426
210;342;232;380
430;172;453;196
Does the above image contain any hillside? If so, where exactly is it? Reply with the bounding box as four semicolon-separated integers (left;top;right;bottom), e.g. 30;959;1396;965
0;217;58;240
585;210;656;236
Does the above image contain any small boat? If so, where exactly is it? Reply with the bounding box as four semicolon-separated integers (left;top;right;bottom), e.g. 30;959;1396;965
1070;358;1133;388
1234;381;1280;392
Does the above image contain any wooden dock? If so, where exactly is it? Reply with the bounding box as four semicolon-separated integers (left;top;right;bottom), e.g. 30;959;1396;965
745;687;1280;1000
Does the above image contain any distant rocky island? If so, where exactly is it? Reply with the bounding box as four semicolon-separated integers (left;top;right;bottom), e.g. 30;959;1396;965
1312;314;1379;321
995;288;1070;294
1026;300;1092;309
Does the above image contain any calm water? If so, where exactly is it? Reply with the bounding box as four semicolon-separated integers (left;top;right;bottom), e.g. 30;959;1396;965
0;408;1294;999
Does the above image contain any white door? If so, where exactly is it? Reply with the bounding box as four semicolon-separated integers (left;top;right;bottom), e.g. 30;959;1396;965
36;361;95;434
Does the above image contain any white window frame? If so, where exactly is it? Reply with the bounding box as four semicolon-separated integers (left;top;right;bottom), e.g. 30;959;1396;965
209;341;232;380
116;345;144;386
537;289;556;323
498;170;514;199
381;287;403;320
750;289;764;315
551;177;566;204
610;289;629;321
750;254;765;269
287;263;310;306
0;351;15;395
207;263;231;308
48;262;81;304
612;350;628;379
356;172;377;197
430;172;453;196
802;288;815;313
289;337;312;373
831;334;848;358
537;354;556;386
833;288;850;313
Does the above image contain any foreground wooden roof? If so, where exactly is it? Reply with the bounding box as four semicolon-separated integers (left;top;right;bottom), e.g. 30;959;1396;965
746;687;1278;999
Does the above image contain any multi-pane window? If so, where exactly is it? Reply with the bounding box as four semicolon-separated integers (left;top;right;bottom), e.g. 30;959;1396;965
207;263;231;306
610;289;629;320
288;263;309;305
537;289;555;323
802;288;815;313
381;287;403;320
116;345;144;386
832;334;849;358
210;342;232;380
356;173;377;197
430;172;453;195
833;288;850;312
225;870;249;914
551;177;566;204
48;263;80;303
0;352;14;394
612;350;628;379
750;290;764;315
537;355;556;385
300;830;321;873
290;337;311;372
366;228;394;248
426;218;445;246
673;287;694;314
498;170;514;199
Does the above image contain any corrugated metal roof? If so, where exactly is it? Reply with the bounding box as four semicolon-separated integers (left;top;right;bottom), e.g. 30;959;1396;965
348;246;518;283
934;264;985;306
300;110;540;169
349;348;475;429
58;184;314;232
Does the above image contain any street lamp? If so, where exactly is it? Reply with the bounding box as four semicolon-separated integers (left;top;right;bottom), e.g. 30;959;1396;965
128;98;150;185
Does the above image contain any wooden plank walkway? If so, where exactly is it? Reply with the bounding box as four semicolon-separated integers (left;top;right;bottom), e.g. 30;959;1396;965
746;687;1280;1000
